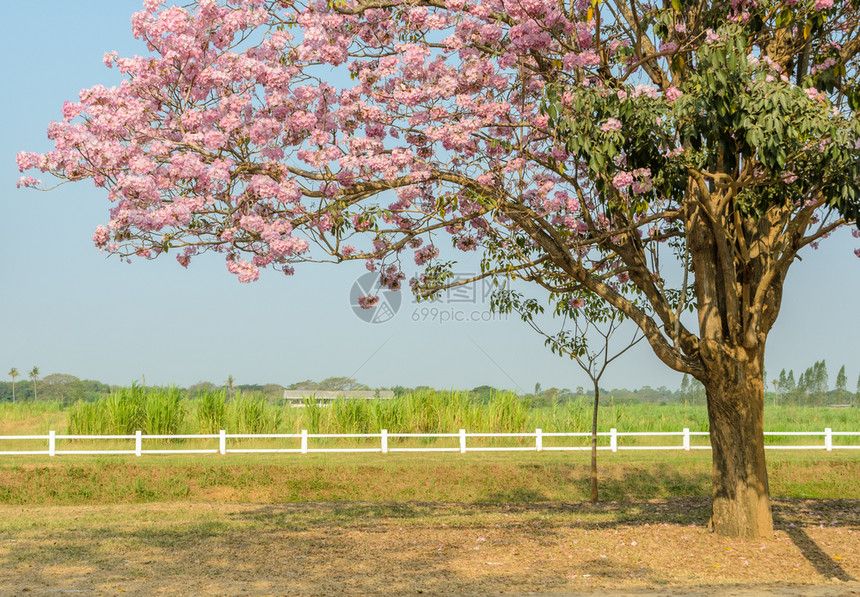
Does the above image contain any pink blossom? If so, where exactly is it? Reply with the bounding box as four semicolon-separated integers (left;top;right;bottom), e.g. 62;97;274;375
414;245;439;265
601;118;622;132
357;295;380;309
92;225;111;248
631;168;653;194
805;88;827;103
666;87;683;102
16;176;42;188
612;171;634;189
456;236;478;251
226;258;260;283
705;29;722;43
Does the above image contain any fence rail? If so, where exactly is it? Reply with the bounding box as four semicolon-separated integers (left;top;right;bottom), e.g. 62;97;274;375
0;428;858;457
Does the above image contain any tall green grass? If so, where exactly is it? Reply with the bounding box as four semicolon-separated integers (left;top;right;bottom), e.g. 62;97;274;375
46;386;860;439
229;393;281;434
68;385;186;435
195;389;227;434
143;386;185;435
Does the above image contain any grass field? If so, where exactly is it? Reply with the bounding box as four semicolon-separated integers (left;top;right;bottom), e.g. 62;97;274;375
0;451;857;595
3;391;860;439
1;398;859;595
0;450;857;504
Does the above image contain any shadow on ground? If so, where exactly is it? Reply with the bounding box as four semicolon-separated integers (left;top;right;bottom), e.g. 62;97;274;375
0;498;858;596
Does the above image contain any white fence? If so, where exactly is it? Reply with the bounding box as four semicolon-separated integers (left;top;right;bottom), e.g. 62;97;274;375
0;428;859;456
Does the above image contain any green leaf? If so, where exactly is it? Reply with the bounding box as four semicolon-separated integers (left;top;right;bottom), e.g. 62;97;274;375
775;9;792;28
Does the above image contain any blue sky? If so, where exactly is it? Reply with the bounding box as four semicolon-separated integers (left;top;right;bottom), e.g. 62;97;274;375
1;0;858;392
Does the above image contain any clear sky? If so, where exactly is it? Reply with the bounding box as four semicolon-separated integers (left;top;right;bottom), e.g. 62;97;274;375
2;1;858;393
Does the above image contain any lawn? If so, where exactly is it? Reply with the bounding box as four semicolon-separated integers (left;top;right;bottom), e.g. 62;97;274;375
1;406;858;595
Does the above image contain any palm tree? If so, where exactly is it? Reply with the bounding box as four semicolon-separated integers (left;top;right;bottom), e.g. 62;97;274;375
29;366;40;401
225;375;236;395
8;368;19;402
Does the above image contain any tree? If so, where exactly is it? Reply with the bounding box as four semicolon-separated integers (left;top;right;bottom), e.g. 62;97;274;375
8;368;19;402
497;291;643;503
17;0;860;537
785;370;798;404
801;360;830;404
679;372;706;406
287;377;368;392
776;368;789;405
856;372;860;406
29;366;40;401
40;373;82;404
814;360;830;404
835;365;848;402
225;374;236;394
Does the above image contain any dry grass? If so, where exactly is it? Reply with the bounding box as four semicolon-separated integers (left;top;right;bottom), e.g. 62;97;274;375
0;452;857;595
0;499;857;595
0;451;857;506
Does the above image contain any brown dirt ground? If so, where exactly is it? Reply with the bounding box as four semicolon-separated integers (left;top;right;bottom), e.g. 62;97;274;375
0;498;858;596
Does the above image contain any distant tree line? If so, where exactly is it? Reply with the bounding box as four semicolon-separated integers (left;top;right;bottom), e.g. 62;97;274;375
0;373;110;404
3;364;857;407
772;362;857;406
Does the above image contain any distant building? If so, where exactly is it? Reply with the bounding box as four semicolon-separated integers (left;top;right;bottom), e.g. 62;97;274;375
282;390;394;406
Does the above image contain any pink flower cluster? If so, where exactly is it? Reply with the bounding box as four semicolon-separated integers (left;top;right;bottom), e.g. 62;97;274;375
805;88;828;103
414;245;439;265
612;168;653;194
600;118;622;132
357;295;380;309
665;87;683;102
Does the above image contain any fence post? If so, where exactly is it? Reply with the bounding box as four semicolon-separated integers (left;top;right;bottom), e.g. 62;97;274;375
135;430;142;457
535;428;542;452
219;430;226;455
381;429;388;454
49;430;56;457
825;427;832;451
301;429;308;454
459;429;466;454
610;428;617;453
683;428;690;451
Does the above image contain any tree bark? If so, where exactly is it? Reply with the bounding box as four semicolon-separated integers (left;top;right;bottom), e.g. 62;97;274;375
704;347;774;538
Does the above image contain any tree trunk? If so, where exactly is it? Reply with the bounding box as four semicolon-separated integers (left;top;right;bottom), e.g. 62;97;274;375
704;349;774;538
590;379;599;503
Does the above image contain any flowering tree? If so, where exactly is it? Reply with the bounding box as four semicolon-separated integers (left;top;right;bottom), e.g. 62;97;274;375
18;0;860;537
